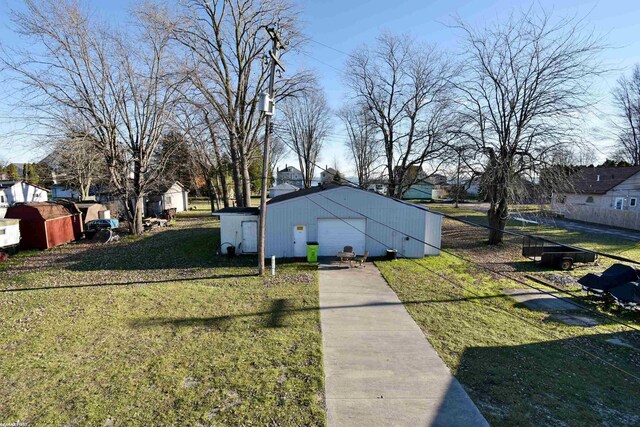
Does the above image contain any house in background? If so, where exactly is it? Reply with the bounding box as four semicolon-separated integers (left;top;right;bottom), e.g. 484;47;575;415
216;184;442;258
277;165;304;188
0;181;49;207
320;167;338;183
399;166;433;200
269;182;298;198
427;173;448;186
366;182;388;195
50;184;81;200
551;166;640;230
145;181;189;217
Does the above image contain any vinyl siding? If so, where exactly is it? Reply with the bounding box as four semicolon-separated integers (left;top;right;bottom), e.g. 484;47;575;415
264;187;441;258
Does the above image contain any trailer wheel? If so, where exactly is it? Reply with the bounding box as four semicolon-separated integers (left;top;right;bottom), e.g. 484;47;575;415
560;258;573;271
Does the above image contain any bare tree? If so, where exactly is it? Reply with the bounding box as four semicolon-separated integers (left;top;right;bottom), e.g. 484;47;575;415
278;87;332;188
338;103;382;186
175;100;231;210
55;130;106;200
453;9;604;244
612;64;640;166
268;136;287;183
5;0;184;233
167;0;311;207
344;32;454;198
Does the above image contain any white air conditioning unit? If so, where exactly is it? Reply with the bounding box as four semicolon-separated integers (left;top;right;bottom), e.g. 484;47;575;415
259;92;275;116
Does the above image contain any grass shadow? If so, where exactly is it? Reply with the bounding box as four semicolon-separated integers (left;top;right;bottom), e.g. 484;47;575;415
456;331;640;425
62;226;258;271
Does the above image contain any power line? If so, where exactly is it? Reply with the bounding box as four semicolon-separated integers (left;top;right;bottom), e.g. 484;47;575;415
303;195;640;383
308;38;351;56
298;51;343;73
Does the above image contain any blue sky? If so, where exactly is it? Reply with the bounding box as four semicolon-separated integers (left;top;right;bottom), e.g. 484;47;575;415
1;0;640;172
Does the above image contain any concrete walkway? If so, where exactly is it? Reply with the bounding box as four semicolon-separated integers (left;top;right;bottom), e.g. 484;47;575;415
319;263;488;427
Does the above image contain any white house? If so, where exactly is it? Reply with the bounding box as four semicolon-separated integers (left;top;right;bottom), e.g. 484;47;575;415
277;165;304;188
51;184;81;200
552;166;640;230
320;167;338;183
269;182;298;198
215;184;442;258
0;181;49;207
146;181;189;216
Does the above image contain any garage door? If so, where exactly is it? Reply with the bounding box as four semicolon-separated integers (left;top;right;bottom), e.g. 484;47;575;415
317;218;366;256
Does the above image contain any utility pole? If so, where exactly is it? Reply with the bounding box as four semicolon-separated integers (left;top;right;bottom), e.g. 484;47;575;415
455;148;461;208
258;27;285;275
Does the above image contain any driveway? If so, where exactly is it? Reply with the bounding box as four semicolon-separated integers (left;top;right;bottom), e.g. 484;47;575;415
319;262;488;427
517;213;640;242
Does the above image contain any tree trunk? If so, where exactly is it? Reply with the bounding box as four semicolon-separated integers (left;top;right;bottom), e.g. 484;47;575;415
211;137;229;208
241;158;252;207
487;199;508;244
206;176;217;212
133;195;144;235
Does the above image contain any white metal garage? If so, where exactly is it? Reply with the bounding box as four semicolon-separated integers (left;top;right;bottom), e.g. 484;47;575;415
215;184;443;259
317;218;366;256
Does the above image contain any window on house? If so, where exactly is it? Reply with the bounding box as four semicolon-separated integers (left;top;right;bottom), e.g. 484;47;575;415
0;229;5;235
0;195;4;203
586;196;594;203
557;195;566;204
165;196;172;205
630;198;637;208
615;197;624;210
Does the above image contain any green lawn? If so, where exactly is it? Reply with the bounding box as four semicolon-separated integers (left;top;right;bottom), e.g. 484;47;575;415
376;204;640;425
432;204;640;260
0;211;325;426
377;255;640;425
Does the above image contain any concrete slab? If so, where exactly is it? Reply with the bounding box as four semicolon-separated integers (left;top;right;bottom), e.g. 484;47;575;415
320;262;488;427
502;288;578;311
549;313;599;327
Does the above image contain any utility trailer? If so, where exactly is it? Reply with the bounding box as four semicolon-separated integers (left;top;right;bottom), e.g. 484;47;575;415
0;218;20;258
522;236;597;270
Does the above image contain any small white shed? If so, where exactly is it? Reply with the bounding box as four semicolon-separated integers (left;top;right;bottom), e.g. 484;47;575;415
0;218;20;253
146;181;189;216
269;182;298;198
215;207;259;254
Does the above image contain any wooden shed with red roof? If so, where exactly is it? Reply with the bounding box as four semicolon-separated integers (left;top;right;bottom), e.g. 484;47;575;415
5;202;79;250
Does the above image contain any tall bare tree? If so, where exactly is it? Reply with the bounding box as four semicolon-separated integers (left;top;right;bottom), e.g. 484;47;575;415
175;100;231;210
167;0;310;207
344;32;454;198
612;64;640;166
453;9;604;244
5;0;184;233
278;87;332;188
338;103;382;187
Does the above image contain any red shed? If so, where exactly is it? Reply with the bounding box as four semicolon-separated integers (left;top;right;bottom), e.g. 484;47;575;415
5;202;78;250
53;200;85;240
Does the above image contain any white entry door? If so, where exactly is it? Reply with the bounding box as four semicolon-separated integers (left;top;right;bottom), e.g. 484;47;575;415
241;221;258;253
317;218;366;256
293;225;307;257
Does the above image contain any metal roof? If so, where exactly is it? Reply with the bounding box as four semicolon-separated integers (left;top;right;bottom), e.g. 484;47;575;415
267;183;432;212
215;207;260;215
